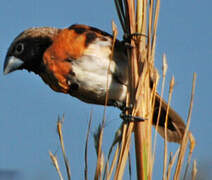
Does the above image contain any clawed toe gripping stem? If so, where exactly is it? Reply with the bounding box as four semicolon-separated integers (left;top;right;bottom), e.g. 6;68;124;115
113;101;147;123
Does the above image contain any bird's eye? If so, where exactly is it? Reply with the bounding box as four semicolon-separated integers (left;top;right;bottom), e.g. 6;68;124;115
15;43;24;54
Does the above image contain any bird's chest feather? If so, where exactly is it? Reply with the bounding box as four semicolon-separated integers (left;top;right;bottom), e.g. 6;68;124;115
71;54;115;96
41;53;127;105
69;41;128;105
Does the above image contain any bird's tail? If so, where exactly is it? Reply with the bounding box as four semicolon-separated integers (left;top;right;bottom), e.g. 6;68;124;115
153;93;186;144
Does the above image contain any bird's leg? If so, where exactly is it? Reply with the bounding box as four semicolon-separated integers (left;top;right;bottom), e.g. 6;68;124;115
113;101;147;123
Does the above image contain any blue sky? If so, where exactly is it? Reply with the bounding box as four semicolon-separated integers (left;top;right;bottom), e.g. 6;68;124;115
0;0;211;179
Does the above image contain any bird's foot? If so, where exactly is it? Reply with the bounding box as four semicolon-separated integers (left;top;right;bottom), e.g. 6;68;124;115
113;101;147;123
120;113;146;123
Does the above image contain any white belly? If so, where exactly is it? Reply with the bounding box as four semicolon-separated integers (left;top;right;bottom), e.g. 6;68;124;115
70;54;127;105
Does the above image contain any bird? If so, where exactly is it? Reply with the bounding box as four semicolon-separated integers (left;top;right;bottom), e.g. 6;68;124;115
3;24;186;143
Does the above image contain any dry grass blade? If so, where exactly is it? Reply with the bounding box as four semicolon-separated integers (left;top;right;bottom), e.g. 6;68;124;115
128;151;132;180
189;133;196;155
147;0;153;58
114;123;134;179
183;139;195;180
152;54;167;172
183;133;196;179
84;110;93;180
94;124;104;180
103;127;122;180
111;21;118;58
94;21;119;180
166;148;180;180
94;21;118;180
151;0;160;58
174;73;197;180
148;70;159;180
163;76;175;180
191;160;197;180
49;151;64;180
106;144;120;180
183;126;196;179
93;125;102;155
94;91;106;179
57;117;71;180
136;0;143;34
127;0;136;35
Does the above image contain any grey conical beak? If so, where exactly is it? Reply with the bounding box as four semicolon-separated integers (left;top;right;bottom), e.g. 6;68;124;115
3;56;24;75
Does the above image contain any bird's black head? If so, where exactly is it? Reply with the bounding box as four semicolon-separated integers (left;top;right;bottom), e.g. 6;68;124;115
4;27;59;75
